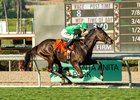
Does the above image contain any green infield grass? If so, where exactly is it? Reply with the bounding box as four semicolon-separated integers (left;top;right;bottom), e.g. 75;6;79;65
0;87;139;100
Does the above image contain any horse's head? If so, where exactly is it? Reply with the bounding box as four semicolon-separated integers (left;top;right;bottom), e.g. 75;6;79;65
94;26;113;45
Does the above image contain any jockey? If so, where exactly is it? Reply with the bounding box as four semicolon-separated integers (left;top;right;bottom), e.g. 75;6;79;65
61;22;88;51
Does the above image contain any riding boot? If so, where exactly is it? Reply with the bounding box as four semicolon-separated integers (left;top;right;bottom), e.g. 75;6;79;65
66;39;74;61
66;39;74;50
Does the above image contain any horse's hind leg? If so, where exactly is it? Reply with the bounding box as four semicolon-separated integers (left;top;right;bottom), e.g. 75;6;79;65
82;59;103;81
54;61;72;84
54;62;63;74
47;59;71;84
48;62;65;83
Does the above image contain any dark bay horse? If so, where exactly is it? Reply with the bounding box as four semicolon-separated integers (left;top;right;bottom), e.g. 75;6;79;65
23;26;113;83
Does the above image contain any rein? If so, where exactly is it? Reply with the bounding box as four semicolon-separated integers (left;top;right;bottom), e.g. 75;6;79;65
84;28;108;44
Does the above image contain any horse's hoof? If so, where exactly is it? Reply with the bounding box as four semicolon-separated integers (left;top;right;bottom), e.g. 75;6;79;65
60;82;64;86
65;71;72;76
59;82;63;86
60;79;65;85
100;75;103;81
67;80;72;84
72;75;76;78
72;83;76;86
72;75;83;78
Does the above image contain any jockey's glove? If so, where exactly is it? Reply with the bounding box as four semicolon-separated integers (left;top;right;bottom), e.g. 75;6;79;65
81;30;88;37
80;37;85;39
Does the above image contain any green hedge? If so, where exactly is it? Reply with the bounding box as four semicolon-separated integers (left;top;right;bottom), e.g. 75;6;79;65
0;50;19;54
1;18;33;32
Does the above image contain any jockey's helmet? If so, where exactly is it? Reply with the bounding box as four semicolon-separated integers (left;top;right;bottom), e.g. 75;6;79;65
80;22;88;29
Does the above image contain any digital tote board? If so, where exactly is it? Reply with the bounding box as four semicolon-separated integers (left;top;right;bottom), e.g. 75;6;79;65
65;1;140;53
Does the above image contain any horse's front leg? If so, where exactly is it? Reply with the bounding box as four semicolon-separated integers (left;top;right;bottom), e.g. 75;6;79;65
97;61;103;81
82;59;103;81
90;60;103;81
71;62;84;78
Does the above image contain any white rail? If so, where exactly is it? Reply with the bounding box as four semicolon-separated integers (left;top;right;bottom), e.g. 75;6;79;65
0;54;42;87
1;54;140;87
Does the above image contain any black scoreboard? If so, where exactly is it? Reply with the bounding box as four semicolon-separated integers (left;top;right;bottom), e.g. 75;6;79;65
65;1;140;53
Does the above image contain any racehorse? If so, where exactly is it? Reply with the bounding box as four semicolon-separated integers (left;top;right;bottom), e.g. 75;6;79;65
23;26;113;83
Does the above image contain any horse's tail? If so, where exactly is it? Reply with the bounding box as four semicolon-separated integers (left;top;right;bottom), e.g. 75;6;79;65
23;46;37;71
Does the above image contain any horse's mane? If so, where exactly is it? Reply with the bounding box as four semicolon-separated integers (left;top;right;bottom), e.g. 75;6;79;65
85;27;104;39
85;28;95;39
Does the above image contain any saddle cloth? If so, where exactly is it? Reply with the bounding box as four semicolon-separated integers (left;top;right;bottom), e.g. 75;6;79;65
53;39;71;56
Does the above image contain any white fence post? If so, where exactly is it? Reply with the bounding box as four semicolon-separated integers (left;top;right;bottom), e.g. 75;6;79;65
138;60;140;72
8;60;11;71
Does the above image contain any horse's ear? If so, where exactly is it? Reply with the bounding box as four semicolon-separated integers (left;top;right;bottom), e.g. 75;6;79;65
97;25;103;30
97;26;99;29
100;24;104;29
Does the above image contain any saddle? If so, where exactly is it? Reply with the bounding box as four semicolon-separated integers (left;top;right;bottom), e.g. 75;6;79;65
53;39;73;56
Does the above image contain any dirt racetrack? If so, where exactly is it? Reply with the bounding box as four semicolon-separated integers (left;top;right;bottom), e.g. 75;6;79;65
0;71;139;87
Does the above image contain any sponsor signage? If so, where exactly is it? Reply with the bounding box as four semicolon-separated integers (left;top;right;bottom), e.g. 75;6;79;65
50;60;122;82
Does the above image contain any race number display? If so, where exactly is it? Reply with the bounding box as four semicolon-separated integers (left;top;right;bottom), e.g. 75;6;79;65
65;1;140;53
